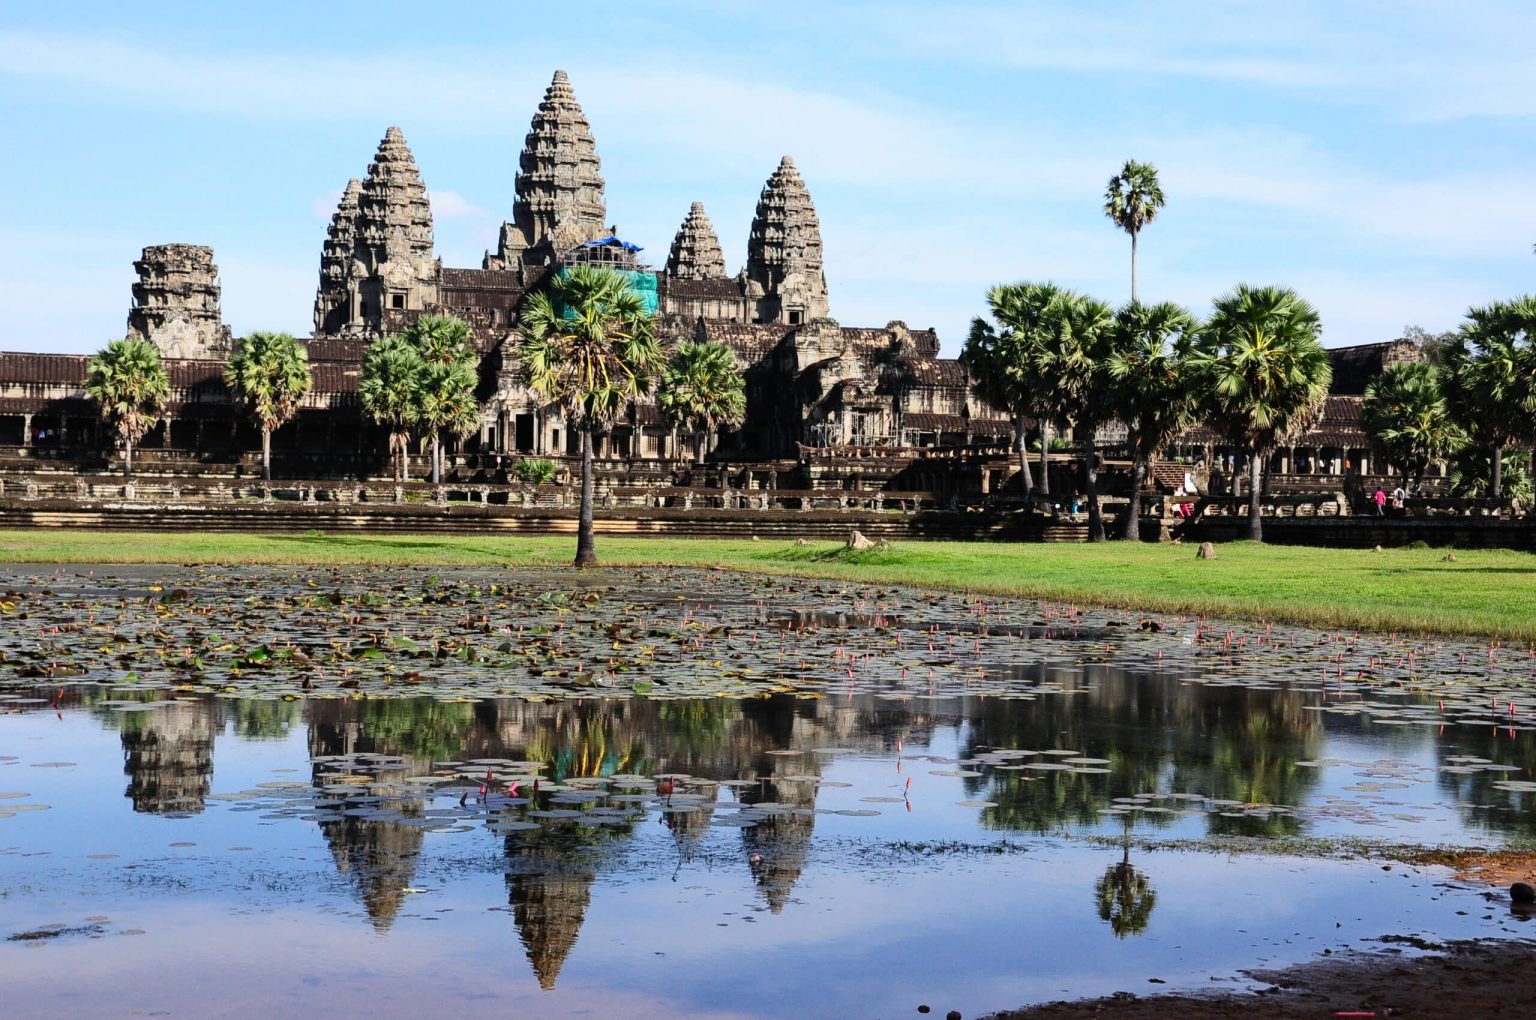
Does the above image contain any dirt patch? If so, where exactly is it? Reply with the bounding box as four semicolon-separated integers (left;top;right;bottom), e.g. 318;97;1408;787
1399;848;1536;888
980;939;1536;1019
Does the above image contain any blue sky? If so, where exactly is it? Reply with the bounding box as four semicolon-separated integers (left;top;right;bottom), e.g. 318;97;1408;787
3;1;1535;355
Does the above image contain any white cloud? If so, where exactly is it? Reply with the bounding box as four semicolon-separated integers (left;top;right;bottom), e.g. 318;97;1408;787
427;189;489;220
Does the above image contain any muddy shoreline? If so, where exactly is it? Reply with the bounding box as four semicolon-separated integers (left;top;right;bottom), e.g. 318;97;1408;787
980;937;1534;1018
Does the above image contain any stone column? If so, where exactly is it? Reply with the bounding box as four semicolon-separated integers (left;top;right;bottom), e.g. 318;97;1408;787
22;413;32;447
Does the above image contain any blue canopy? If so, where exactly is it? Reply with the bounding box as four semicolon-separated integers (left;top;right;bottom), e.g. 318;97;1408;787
580;236;643;253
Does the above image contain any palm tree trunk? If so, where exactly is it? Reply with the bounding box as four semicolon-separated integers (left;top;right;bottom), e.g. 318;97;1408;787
431;433;442;485
1248;451;1264;542
1491;446;1503;499
1013;414;1034;494
1084;423;1104;542
1130;230;1139;304
261;425;272;482
124;435;133;479
1121;453;1146;541
575;428;597;568
693;431;704;466
1038;421;1051;496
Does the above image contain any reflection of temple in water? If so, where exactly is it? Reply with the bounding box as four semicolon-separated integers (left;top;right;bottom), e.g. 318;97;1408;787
319;811;425;932
119;701;219;814
505;836;596;990
304;700;430;931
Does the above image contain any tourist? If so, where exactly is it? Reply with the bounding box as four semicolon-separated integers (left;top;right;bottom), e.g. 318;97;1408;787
1373;487;1386;516
1392;484;1406;512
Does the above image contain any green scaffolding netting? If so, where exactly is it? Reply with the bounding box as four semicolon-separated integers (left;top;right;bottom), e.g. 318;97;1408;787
555;268;659;318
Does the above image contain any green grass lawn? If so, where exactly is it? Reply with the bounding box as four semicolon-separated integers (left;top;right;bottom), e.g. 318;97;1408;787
1;529;1532;640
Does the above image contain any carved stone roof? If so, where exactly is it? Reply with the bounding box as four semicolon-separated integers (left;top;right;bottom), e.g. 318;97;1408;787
838;327;892;347
665;202;728;279
902;412;967;432
1294;395;1367;445
700;321;794;358
906;329;942;356
906;360;969;388
0;352;91;385
1328;339;1421;395
968;417;1013;436
661;277;744;301
439;267;526;292
304;338;368;363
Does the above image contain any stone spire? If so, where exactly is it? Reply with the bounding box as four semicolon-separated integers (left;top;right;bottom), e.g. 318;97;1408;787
357;126;435;278
745;156;829;325
314;127;439;336
665;202;728;280
314;178;362;334
127;243;232;360
485;69;608;271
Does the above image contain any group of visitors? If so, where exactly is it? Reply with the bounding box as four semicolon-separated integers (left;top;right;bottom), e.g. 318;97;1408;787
1372;485;1409;516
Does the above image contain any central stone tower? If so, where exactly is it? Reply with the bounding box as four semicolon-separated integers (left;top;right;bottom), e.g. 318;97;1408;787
484;70;609;272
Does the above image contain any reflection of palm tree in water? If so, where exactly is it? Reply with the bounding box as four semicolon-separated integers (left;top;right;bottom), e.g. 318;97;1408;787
1095;821;1157;938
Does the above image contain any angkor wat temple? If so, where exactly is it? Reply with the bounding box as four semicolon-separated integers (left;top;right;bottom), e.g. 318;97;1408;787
0;70;1408;504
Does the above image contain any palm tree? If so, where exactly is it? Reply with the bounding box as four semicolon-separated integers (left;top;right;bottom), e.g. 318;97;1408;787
1360;359;1467;491
85;338;171;478
400;315;478;484
515;265;662;567
416;358;480;484
225;331;312;481
657;340;746;465
1094;825;1157;938
1106;301;1200;540
1104;160;1166;303
359;335;424;483
1440;298;1536;499
963;282;1068;495
1193;284;1330;541
1037;290;1116;540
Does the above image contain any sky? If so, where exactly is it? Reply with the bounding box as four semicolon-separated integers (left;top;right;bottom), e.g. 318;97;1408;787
3;0;1535;356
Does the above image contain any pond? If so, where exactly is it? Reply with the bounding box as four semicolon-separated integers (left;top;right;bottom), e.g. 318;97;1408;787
1;565;1532;1019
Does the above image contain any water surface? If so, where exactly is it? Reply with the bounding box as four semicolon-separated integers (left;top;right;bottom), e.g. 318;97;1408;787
1;566;1532;1018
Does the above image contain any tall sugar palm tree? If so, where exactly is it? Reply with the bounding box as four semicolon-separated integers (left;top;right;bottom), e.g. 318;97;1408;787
657;340;746;465
1106;301;1200;540
1104;160;1166;303
359;335;424;483
1440;297;1536;498
400;315;478;484
1037;290;1116;540
416;358;480;484
85;337;171;478
963;281;1068;495
515;265;662;567
1193;284;1330;541
1360;359;1466;491
225;331;312;481
405;314;475;366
